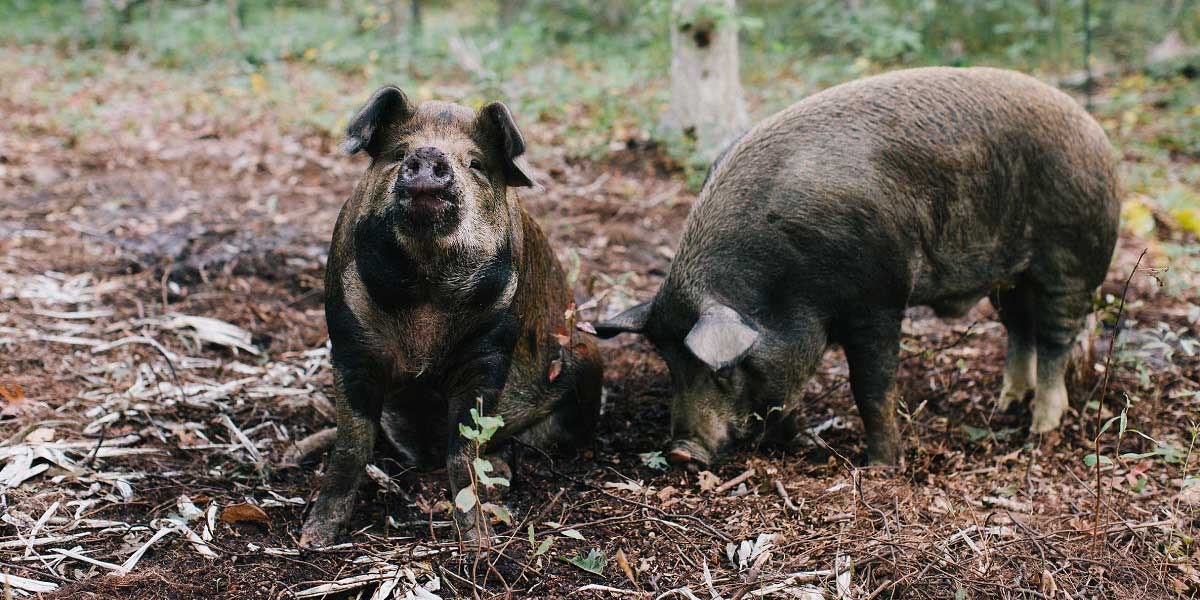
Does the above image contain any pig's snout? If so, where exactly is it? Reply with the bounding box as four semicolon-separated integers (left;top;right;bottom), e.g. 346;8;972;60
399;147;453;195
667;439;713;472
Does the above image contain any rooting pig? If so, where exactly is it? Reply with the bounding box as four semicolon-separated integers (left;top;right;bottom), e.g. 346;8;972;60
597;67;1120;468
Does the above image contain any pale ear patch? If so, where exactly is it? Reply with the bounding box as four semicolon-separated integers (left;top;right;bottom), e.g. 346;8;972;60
593;301;652;339
685;304;758;370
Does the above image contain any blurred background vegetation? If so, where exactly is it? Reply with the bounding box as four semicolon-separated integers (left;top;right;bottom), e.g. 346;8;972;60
2;0;1198;273
4;1;1197;145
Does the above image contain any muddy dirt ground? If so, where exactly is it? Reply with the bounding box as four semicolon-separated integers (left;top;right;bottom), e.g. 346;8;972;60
1;52;1199;599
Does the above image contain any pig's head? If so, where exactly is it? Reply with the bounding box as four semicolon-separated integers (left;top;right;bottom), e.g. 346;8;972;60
342;86;536;243
596;293;771;469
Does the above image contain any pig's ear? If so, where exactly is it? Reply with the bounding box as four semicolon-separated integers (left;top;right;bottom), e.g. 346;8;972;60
477;101;538;188
593;301;652;339
342;85;414;158
685;303;759;371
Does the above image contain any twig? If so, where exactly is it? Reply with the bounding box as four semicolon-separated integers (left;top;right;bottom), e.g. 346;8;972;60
85;422;110;470
715;468;755;494
1092;248;1146;550
578;584;648;596
220;413;264;465
91;334;188;405
773;480;798;512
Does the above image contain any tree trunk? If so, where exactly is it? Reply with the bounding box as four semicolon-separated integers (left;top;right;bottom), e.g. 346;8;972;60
410;0;423;36
661;0;748;163
226;0;243;49
391;0;406;35
83;0;107;31
498;0;524;29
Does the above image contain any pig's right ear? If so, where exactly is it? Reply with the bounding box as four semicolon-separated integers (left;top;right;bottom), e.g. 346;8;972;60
341;86;414;158
593;301;652;339
477;102;538;189
685;303;759;371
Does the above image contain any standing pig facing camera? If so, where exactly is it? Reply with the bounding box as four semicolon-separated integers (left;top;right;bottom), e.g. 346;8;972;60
597;67;1119;468
300;87;602;548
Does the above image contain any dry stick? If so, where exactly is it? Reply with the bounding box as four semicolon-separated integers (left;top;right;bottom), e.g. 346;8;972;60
774;480;799;512
85;422;109;471
1092;248;1147;551
714;468;755;494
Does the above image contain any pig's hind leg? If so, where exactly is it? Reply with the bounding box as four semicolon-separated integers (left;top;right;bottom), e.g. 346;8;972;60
840;309;904;465
1028;277;1093;433
989;282;1038;412
517;356;603;456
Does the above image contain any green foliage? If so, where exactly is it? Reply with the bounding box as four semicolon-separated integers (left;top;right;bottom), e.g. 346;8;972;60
741;0;1199;68
472;457;511;488
454;485;478;512
459;407;504;443
563;548;607;575
456;403;507;524
961;424;1018;443
2;0;1196;167
639;450;669;470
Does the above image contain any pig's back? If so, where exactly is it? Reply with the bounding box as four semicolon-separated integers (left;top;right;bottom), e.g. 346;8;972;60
676;67;1119;317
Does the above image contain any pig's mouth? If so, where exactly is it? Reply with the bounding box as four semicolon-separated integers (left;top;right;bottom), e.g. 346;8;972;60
394;188;462;236
407;191;453;211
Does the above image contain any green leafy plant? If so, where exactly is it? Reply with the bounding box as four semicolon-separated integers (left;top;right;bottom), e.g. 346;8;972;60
564;548;607;575
528;524;554;558
639;450;668;470
455;401;510;529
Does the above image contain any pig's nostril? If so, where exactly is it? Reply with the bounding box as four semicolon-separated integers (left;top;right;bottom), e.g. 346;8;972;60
432;161;449;179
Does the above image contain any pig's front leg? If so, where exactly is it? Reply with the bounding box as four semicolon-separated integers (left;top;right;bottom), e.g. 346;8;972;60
445;350;513;548
841;311;903;465
300;368;381;548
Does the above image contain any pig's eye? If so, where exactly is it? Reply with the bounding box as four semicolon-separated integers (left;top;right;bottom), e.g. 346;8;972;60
469;158;484;172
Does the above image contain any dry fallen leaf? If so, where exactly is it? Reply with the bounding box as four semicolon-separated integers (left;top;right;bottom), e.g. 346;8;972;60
615;548;637;589
656;486;677;503
219;503;270;527
697;471;720;493
25;427;56;443
0;383;28;416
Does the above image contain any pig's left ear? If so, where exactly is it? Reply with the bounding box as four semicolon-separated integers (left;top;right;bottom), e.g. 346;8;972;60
686;303;759;371
477;102;538;188
342;85;415;158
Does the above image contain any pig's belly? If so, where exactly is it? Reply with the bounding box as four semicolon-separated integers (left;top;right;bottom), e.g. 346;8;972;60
906;241;1032;317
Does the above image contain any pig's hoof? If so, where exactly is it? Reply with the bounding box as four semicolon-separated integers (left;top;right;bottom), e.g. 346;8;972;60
299;521;340;549
996;383;1032;412
1029;411;1062;434
667;440;711;472
864;440;901;466
455;519;495;551
1030;385;1067;434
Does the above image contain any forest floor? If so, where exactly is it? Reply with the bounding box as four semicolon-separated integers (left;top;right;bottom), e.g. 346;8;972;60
1;42;1199;600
